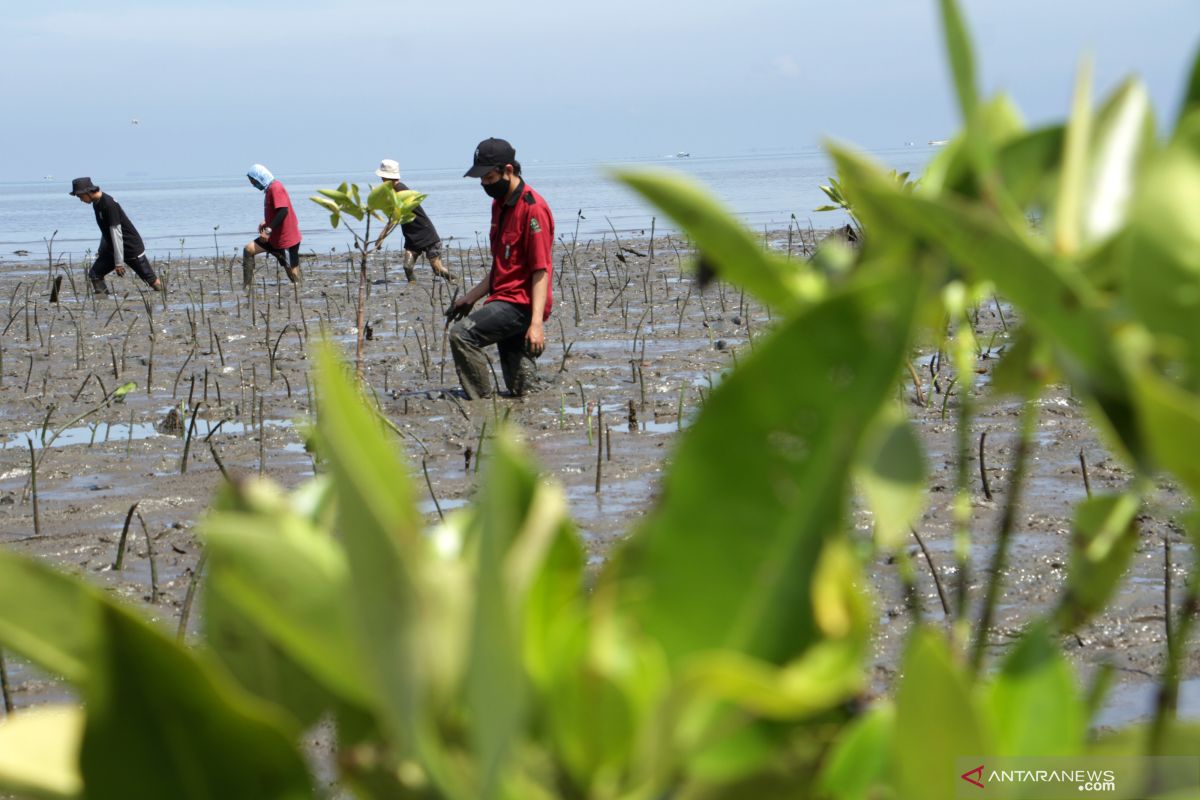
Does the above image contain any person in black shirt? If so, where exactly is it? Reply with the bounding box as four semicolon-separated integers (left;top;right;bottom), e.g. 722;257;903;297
69;177;162;295
373;159;454;282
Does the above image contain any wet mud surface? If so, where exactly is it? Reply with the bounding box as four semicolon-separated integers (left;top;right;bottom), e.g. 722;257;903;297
0;229;1195;728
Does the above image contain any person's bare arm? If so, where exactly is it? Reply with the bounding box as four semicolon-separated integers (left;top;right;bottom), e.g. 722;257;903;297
525;269;548;355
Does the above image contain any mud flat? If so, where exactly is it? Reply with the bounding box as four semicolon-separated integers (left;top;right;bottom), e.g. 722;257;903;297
0;227;1194;726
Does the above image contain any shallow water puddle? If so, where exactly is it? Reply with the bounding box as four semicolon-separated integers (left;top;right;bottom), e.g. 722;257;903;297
2;415;299;450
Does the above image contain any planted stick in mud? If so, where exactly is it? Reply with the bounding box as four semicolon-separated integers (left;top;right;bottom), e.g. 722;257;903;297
176;550;208;641
594;403;604;493
421;457;444;521
475;420;487;475
109;343;118;379
23;355;32;394
906;361;926;407
113;502;139;570
147;336;154;395
1078;448;1093;498
27;438;40;537
971;401;1037;673
258;395;265;476
172;346;196;399
606;424;612;462
978;431;993;501
180;401;203;474
911;527;951;618
137;511;159;604
0;650;12;715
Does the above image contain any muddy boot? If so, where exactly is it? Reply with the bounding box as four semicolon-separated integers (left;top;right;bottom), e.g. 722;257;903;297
402;250;417;282
242;249;255;289
430;255;456;282
91;277;109;296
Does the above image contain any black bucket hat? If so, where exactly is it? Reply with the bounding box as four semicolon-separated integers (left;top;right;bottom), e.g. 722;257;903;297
69;177;99;196
464;138;516;178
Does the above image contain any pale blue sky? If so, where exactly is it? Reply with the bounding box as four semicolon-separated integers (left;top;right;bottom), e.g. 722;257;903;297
2;0;1195;182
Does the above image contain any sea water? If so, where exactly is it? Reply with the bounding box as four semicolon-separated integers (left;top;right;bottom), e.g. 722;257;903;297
0;147;935;263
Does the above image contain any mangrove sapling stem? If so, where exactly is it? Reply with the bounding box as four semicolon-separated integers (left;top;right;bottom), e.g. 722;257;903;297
970;400;1037;673
1078;448;1093;498
594;403;604;494
895;548;925;624
172;346;196;399
27;438;40;537
113;502;139;570
906;361;926;407
421;458;444;521
1150;554;1200;754
978;431;993;501
23;355;32;394
176;550;208;641
0;650;12;714
606;424;612;462
258;396;265;476
1164;533;1174;660
137;512;159;604
993;293;1009;333
180;402;203;474
147;336;155;396
475;420;487;475
911;527;952;618
39;404;56;445
939;377;957;421
109;343;119;379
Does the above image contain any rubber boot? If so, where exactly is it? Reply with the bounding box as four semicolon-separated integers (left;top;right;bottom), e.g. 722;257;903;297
91;277;109;296
242;249;255;289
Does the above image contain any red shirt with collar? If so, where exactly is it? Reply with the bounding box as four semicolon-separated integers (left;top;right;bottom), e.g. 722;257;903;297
487;180;554;320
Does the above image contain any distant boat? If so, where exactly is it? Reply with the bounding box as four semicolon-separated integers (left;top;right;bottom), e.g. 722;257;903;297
928;139;948;147
675;151;691;158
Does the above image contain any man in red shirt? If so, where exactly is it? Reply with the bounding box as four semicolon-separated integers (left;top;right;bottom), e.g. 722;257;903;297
448;138;554;399
242;164;302;288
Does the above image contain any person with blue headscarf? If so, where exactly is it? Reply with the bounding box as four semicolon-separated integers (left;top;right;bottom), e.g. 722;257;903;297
243;164;302;288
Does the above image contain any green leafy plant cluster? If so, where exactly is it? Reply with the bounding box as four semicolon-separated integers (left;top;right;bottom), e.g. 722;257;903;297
310;181;426;381
0;1;1198;797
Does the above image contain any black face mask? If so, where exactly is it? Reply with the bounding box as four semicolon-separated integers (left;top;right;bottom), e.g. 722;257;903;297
482;175;510;200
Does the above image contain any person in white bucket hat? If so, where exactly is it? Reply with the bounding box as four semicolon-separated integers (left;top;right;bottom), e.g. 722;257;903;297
374;158;454;282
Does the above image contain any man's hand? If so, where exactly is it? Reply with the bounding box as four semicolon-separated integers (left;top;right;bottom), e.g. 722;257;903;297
446;296;474;322
115;264;126;277
525;321;545;356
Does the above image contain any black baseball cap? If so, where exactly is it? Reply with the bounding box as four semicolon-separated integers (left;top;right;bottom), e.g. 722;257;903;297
464;137;516;178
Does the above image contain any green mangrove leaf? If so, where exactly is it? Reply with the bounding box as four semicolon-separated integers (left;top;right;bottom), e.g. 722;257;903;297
79;603;311;800
0;551;102;685
202;494;371;708
1178;44;1200;129
610;271;917;667
316;188;351;207
817;703;895;800
0;705;83;800
614;168;815;312
1125;113;1200;391
996;124;1065;210
1054;59;1094;256
1084;78;1154;246
832;144;1147;467
895;629;987;800
984;624;1084;756
1131;366;1200;499
937;0;978;121
1056;493;1140;630
310;195;340;214
856;402;928;550
467;429;540;798
366;181;395;214
312;342;423;745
